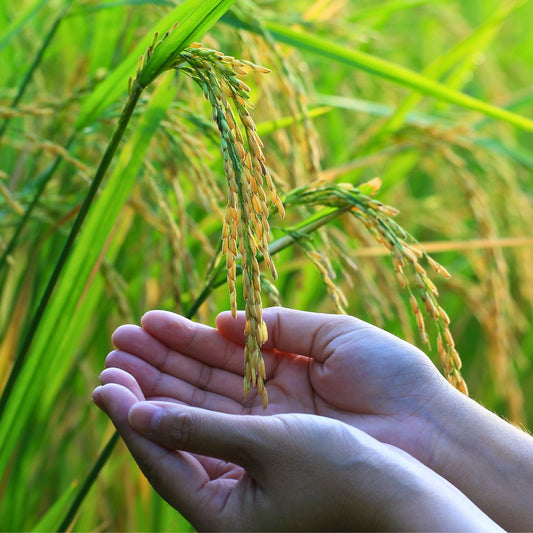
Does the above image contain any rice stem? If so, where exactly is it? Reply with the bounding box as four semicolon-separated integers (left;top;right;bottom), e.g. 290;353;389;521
0;85;142;421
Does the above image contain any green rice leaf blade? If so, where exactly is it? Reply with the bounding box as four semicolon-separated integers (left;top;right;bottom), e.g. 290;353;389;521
250;19;533;132
0;73;176;479
30;482;78;533
76;0;235;129
378;0;526;135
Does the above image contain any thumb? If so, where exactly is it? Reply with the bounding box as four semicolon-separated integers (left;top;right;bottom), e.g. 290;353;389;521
129;402;270;471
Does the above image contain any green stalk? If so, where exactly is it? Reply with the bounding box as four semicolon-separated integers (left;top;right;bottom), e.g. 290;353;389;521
0;85;142;421
0;134;75;277
56;432;120;533
0;5;68;144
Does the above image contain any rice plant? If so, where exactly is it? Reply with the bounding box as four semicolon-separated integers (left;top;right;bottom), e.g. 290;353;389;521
1;0;532;530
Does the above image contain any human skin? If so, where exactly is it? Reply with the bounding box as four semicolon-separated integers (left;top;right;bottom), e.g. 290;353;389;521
100;307;533;531
94;382;499;531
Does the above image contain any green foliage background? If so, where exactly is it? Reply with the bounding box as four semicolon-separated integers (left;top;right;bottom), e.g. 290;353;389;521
1;0;532;530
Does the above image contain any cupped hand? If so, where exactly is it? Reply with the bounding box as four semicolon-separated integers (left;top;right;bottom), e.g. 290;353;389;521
92;380;498;532
92;378;379;531
104;307;458;465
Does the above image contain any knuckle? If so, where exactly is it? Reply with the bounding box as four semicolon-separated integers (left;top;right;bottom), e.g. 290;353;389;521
161;409;196;450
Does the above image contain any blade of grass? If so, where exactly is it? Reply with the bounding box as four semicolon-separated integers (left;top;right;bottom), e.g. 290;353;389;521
0;4;69;144
30;482;78;533
56;432;120;533
0;72;174;477
475;85;533;129
374;0;527;137
223;14;533;132
76;0;236;129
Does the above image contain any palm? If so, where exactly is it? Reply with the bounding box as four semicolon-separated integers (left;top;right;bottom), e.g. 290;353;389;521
168;454;256;530
107;308;447;459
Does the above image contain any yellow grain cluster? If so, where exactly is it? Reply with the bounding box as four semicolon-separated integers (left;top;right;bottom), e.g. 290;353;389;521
284;182;467;394
178;44;285;408
370;210;467;394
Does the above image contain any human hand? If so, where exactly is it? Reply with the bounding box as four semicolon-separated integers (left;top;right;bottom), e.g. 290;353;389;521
103;308;533;530
105;307;454;467
93;377;499;532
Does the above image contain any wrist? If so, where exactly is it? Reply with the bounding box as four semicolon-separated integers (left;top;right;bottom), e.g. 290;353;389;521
338;436;467;531
414;386;533;530
340;440;499;532
411;382;469;471
355;442;502;532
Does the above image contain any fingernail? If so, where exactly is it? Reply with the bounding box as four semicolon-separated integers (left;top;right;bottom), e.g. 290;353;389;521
129;403;163;434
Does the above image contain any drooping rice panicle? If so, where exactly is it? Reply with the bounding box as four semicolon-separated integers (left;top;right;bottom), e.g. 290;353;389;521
284;180;467;394
172;44;285;408
300;241;348;314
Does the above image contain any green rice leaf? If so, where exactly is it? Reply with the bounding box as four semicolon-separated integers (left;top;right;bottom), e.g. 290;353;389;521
30;482;77;532
76;0;236;129
231;18;533;132
377;0;527;135
0;72;176;479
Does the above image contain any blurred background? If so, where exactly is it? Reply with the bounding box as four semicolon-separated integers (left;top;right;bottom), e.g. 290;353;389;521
1;0;532;530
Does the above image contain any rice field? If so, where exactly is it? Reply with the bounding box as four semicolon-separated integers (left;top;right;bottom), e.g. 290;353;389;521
1;0;533;530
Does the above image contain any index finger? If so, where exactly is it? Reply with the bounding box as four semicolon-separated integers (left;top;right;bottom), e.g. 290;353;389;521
135;310;245;374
